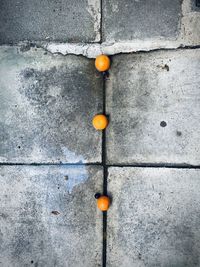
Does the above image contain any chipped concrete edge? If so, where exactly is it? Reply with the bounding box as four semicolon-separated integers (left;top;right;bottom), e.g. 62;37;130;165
42;40;194;59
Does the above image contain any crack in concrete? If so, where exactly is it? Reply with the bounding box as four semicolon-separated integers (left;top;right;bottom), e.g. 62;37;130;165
12;41;200;60
43;41;200;58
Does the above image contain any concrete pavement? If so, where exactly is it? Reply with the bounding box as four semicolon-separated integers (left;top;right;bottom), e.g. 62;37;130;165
0;0;200;266
0;165;102;267
107;167;200;267
106;49;200;165
0;46;102;164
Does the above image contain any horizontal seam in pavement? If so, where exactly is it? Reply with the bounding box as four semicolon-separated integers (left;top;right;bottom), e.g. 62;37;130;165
107;164;200;169
0;163;199;169
2;43;200;59
0;162;102;166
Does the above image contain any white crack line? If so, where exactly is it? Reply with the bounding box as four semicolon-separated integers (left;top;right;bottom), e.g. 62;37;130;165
42;39;195;59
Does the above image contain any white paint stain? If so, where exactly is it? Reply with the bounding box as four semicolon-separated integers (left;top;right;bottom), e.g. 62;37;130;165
66;166;88;194
60;148;88;193
61;147;85;164
61;147;84;163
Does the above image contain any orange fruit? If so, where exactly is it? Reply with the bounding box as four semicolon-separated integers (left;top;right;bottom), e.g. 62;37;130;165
97;196;110;211
92;114;108;130
95;55;110;72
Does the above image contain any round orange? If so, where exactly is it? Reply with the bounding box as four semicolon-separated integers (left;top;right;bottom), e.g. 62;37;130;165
95;55;110;72
97;196;110;211
92;114;108;130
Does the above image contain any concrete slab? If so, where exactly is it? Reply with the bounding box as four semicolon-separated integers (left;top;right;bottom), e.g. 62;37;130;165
0;46;102;163
107;167;200;267
0;0;100;44
106;49;200;165
102;0;181;42
0;165;102;267
43;0;200;57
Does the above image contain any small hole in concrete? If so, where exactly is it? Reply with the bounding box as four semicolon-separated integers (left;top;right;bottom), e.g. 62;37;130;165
160;121;167;127
31;260;34;264
196;0;200;7
51;211;60;215
162;64;169;71
18;146;21;149
94;193;101;199
176;131;182;136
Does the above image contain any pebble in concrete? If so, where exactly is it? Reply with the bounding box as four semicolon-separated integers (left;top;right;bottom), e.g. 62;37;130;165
0;165;102;267
106;49;200;165
0;46;103;163
0;0;101;43
107;167;200;267
102;0;181;42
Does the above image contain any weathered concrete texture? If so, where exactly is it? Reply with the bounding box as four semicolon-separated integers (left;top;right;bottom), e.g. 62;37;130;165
0;46;102;163
107;167;200;267
0;165;102;267
0;0;100;44
102;0;181;42
45;0;200;57
106;49;200;165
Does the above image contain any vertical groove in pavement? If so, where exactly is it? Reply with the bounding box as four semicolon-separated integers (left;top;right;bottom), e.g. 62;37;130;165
102;73;107;267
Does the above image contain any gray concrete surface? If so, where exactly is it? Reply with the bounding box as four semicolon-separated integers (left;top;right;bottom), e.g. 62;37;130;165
106;49;200;165
41;0;200;57
0;165;102;267
0;46;102;163
107;167;200;267
0;1;200;266
1;0;199;55
0;0;100;44
102;0;181;42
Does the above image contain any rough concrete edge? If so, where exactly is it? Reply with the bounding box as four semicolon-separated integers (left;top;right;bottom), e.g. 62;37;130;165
42;40;190;58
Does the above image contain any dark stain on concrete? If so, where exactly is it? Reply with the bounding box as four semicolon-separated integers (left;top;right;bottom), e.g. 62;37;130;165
0;213;8;219
162;64;170;71
18;62;102;162
64;175;69;181
51;211;60;215
176;131;182;136
0;51;102;163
